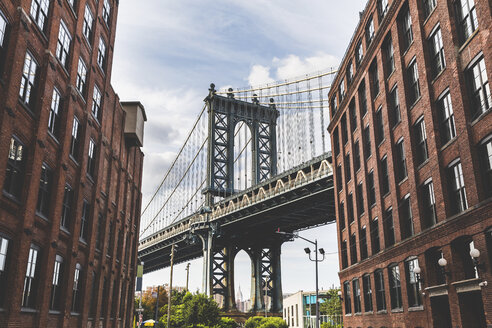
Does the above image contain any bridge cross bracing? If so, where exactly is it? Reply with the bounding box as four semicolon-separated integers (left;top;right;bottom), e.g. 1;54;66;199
138;68;338;313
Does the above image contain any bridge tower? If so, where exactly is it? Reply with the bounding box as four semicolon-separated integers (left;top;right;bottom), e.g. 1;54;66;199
199;84;283;313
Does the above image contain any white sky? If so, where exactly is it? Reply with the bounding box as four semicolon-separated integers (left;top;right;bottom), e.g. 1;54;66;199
111;0;367;300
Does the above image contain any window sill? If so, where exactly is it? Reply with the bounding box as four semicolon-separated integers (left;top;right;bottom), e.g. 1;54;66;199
363;311;373;315
86;174;95;185
391;120;401;131
440;137;457;152
60;226;71;235
48;310;62;315
372;91;382;102
431;67;446;84
398;177;408;186
18;99;36;119
47;131;60;145
408;305;424;312
69;155;80;167
344;313;352;317
354;312;362;316
2;190;22;205
416;159;429;171
408;96;422;111
35;212;50;222
377;138;385;148
423;7;437;26
386;69;396;81
376;309;387;315
20;307;39;313
382;191;390;199
370;203;377;210
70;312;81;316
402;41;414;58
459;28;479;53
79;239;88;246
470;107;492;126
391;308;403;313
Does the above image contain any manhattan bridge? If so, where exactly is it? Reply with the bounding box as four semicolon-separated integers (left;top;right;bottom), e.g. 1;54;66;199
138;68;338;313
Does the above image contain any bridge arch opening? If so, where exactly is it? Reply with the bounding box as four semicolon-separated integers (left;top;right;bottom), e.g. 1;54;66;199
233;249;252;312
234;121;253;190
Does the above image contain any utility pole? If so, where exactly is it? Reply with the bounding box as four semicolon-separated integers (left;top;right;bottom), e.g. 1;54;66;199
185;263;190;291
167;244;175;328
155;285;160;322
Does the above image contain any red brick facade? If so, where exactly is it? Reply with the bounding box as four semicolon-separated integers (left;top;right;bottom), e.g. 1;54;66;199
327;0;492;327
0;0;144;328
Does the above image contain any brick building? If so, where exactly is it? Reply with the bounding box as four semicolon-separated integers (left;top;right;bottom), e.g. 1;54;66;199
0;0;145;328
327;0;491;327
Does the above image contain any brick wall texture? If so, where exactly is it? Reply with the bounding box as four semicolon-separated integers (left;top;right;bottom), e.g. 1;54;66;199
328;0;492;327
0;0;144;328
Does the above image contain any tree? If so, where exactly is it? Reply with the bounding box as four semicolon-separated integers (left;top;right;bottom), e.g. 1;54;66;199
134;287;169;322
245;316;287;328
319;288;342;317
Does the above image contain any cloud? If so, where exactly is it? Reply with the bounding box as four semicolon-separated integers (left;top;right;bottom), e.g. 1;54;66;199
247;65;275;86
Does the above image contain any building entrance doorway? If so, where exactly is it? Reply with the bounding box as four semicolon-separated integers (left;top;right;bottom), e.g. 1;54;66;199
458;290;486;328
430;295;452;328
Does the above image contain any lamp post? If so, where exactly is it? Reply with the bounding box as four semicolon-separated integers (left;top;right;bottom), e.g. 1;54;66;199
167;244;177;328
185;263;191;291
276;231;325;328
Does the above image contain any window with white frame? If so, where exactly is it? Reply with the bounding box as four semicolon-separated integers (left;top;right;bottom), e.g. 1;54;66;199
438;91;456;145
389;264;402;310
92;85;102;120
456;0;478;43
448;160;468;214
378;0;389;18
79;200;90;242
399;194;414;239
48;88;61;138
102;0;111;26
421;179;437;228
467;56;490;120
423;0;437;19
70;117;80;160
60;184;73;230
76;58;87;95
82;5;94;43
480;136;492;198
87;139;96;177
405;257;422;307
56;20;71;68
19;51;38;107
0;236;10;308
429;26;445;78
71;263;82;313
0;10;7;50
407;59;420;105
49;255;63;311
30;0;50;32
4;137;26;199
36;163;52;218
384;35;395;76
400;6;413;51
356;39;364;67
22;245;40;308
365;16;375;45
395;138;407;182
413;117;428;165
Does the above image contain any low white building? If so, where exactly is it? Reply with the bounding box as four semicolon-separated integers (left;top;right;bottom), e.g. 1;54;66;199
282;290;331;328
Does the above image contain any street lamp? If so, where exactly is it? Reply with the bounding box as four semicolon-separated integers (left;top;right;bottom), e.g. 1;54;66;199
276;231;325;328
167;244;178;328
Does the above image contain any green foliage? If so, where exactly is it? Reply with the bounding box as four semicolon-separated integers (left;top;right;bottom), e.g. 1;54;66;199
135;287;169;322
213;317;237;328
244;316;287;328
319;288;342;317
320;323;342;328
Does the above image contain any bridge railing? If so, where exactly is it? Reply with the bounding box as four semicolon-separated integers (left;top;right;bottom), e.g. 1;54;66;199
139;159;332;251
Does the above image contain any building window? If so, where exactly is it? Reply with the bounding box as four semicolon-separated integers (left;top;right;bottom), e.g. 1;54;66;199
49;255;63;311
400;6;413;52
383;35;395;76
356;39;364;68
76;58;87;96
367;171;376;207
102;0;111;26
341;114;348;144
395;138;407;182
388;264;403;310
480;137;492;198
70;117;80;160
4;137;26;199
357;182;365;216
341;240;348;269
384;207;395;247
67;0;74;8
345;154;351;182
363;274;373;312
371;217;380;254
349;99;357;132
407;59;420;105
0;236;10;308
339;79;345;103
82;5;94;43
30;0;50;32
333;127;340;156
88;272;97;318
48;88;61;138
60;185;73;231
363;125;371;160
343;281;352;314
375;107;384;145
56;21;71;68
438;91;456;145
347;62;354;86
97;37;106;70
107;221;114;256
390;85;401;127
348;193;354;224
354;140;361;172
36;163;52;218
400;194;414;239
405;257;422;307
353;279;361;313
350;233;358;265
79;200;90;242
22;245;40;308
330;95;337;117
336;165;343;192
71;263;82;313
456;0;478;43
358;80;367;116
87;139;96;178
423;0;437;19
448;160;468;214
0;10;7;51
369;60;379;98
19;51;38;107
92;86;102;121
467;56;490;120
378;0;389;18
421;179;437;228
365;16;375;45
360;226;368;260
95;214;104;250
374;269;386;311
339;201;346;231
380;156;389;195
414;117;428;165
429;26;445;78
